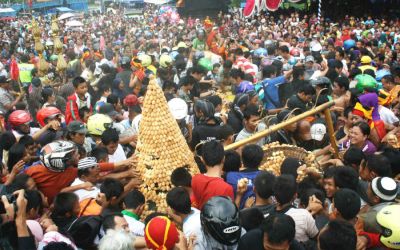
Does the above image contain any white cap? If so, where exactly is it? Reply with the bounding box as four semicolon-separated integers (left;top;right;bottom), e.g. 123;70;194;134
168;98;188;120
311;123;326;141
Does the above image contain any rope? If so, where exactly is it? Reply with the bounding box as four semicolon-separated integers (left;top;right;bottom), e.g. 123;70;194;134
317;0;322;24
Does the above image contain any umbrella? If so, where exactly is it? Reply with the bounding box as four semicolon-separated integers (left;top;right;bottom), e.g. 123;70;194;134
65;20;83;27
58;12;75;20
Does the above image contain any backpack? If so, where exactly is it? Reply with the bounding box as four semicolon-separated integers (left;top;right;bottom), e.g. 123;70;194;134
67;215;102;249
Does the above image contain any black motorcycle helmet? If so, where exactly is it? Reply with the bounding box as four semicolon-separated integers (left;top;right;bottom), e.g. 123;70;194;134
200;196;241;246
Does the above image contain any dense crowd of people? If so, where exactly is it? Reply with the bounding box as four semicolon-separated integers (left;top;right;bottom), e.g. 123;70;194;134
0;3;399;250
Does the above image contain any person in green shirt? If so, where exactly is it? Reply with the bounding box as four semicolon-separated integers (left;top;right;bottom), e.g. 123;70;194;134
122;190;146;237
192;30;208;51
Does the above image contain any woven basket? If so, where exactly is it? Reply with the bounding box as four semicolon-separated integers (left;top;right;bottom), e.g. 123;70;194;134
260;143;321;181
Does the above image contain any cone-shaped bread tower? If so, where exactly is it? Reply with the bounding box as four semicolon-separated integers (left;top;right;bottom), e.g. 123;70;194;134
137;77;198;216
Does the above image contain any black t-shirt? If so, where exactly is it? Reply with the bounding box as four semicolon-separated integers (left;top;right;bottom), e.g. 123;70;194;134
227;109;244;134
238;228;305;250
190;123;221;150
287;94;312;113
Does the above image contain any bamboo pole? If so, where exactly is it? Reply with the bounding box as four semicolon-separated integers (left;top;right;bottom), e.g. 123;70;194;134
324;108;339;159
224;101;335;151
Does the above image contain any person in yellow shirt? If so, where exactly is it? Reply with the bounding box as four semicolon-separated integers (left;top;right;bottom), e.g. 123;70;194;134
18;54;34;86
381;75;400;105
358;56;376;73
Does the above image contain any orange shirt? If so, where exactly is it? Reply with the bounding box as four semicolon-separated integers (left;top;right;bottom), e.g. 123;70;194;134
25;162;115;204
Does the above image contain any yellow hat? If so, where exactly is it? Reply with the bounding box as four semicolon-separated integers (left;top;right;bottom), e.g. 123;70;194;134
361;56;372;64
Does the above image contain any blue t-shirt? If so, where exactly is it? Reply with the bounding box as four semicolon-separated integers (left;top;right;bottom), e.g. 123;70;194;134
226;169;260;209
256;76;286;110
236;81;255;95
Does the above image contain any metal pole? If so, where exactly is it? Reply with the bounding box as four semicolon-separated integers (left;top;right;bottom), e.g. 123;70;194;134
224;101;335;151
317;0;321;24
324;108;339;159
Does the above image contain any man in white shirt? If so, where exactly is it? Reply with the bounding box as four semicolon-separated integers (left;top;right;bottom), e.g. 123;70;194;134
101;128;127;163
166;187;203;250
68;157;100;202
121;190;146;237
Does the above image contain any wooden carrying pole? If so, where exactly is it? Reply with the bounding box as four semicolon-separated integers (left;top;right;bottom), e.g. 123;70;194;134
225;101;338;156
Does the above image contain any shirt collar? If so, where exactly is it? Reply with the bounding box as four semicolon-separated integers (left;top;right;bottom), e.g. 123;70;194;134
121;210;139;220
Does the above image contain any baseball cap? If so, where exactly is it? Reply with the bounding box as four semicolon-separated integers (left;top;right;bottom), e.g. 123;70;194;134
371;177;398;202
361;56;372;64
310;123;327;141
67;121;87;134
78;157;98;170
124;94;139;107
305;56;314;63
99;103;119;117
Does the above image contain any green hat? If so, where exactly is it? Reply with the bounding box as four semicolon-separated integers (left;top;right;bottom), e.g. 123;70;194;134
355;74;377;92
50;55;58;61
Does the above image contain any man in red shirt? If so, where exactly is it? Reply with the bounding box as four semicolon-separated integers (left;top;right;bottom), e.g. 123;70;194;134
191;141;234;209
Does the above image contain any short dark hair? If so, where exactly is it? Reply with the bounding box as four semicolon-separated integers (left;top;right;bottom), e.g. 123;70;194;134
333;188;361;220
262;214;296;245
219;125;234;141
102;213;124;232
343;146;365;167
334;166;359;191
25;190;43;213
100;178;124;201
274;175;297;204
299;188;325;208
319;220;357;250
364;154;392;177
254;171;275;199
352;122;370;136
99;85;110;94
278;45;289;54
243;104;260;120
239;208;264;231
166;187;191;214
299;84;316;95
91;147;109;162
124;190;145;209
262;65;277;78
171;167;192;187
223;150;241;173
235;48;244;56
101;128;119;145
334;76;349;90
72;76;86;88
242;144;263;169
230;68;245;79
107;94;120;105
382;75;394;84
201;140;224;167
323;166;337;179
52;192;78;217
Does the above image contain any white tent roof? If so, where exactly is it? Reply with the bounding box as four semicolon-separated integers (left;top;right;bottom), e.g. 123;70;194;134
0;8;16;13
144;0;172;5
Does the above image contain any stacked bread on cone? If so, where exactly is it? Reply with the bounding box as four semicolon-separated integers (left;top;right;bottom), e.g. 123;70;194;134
136;77;198;217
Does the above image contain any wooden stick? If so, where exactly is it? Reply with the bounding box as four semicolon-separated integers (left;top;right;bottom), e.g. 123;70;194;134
324;108;339;159
224;101;335;151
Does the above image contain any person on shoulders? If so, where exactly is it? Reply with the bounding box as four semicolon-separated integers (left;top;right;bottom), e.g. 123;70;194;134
65;76;92;125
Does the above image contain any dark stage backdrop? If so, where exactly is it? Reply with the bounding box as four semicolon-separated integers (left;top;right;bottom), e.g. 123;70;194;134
180;0;230;17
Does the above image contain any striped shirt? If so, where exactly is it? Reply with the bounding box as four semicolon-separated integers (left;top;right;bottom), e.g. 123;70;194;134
0;87;15;113
234;56;258;81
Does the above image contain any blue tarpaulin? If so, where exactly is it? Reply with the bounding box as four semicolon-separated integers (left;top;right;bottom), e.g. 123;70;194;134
0;8;16;17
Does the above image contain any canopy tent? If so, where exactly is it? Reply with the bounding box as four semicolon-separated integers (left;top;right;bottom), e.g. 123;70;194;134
65;20;83;26
58;12;75;20
54;7;74;12
144;0;173;4
0;8;16;17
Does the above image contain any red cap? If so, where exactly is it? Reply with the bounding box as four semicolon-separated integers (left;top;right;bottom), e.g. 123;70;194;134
123;94;139;107
145;216;179;250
